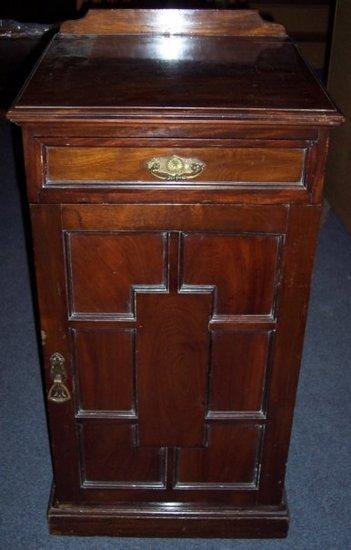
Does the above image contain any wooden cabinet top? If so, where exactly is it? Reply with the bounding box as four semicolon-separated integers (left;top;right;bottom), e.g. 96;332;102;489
8;9;342;126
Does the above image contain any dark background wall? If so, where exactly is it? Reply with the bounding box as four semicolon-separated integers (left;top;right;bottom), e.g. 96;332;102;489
0;0;85;22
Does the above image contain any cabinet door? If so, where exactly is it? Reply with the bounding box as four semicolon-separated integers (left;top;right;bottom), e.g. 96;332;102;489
30;203;320;506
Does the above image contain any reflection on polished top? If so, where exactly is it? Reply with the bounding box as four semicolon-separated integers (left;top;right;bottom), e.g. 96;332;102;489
9;9;341;124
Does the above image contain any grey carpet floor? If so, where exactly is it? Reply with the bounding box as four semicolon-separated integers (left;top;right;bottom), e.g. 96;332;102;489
0;119;350;550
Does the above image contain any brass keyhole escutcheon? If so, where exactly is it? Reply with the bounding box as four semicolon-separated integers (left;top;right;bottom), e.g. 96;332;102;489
47;352;71;403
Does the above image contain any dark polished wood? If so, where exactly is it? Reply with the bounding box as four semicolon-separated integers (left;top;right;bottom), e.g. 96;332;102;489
45;143;305;185
7;8;342;539
8;20;342;124
59;8;287;37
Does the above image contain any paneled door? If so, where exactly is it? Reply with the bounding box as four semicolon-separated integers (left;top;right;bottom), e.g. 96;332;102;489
30;203;319;507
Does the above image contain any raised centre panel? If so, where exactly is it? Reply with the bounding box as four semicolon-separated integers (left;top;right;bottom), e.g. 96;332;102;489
137;291;212;448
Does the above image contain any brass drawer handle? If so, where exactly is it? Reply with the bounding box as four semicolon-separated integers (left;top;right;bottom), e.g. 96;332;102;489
147;154;205;181
47;352;71;403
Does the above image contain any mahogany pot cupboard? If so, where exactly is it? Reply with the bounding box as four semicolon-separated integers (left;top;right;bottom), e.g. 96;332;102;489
7;9;343;538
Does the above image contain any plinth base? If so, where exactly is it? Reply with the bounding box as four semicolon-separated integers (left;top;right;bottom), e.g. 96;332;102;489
48;486;289;538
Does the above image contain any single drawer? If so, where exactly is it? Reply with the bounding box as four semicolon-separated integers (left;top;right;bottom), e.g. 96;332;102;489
25;136;316;204
44;143;305;186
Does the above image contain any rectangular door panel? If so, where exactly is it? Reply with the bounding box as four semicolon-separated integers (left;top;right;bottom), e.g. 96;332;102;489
208;330;270;416
79;421;166;488
66;231;167;318
73;329;136;416
175;424;263;489
182;233;280;316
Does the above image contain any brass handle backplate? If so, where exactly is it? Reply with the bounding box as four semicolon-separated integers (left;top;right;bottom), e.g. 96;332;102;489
47;352;71;403
147;154;205;181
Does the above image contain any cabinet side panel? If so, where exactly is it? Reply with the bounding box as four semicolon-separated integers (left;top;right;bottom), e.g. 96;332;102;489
258;204;322;504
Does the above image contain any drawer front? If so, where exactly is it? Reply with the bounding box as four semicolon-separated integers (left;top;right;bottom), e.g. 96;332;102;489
24;135;319;204
45;144;305;186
